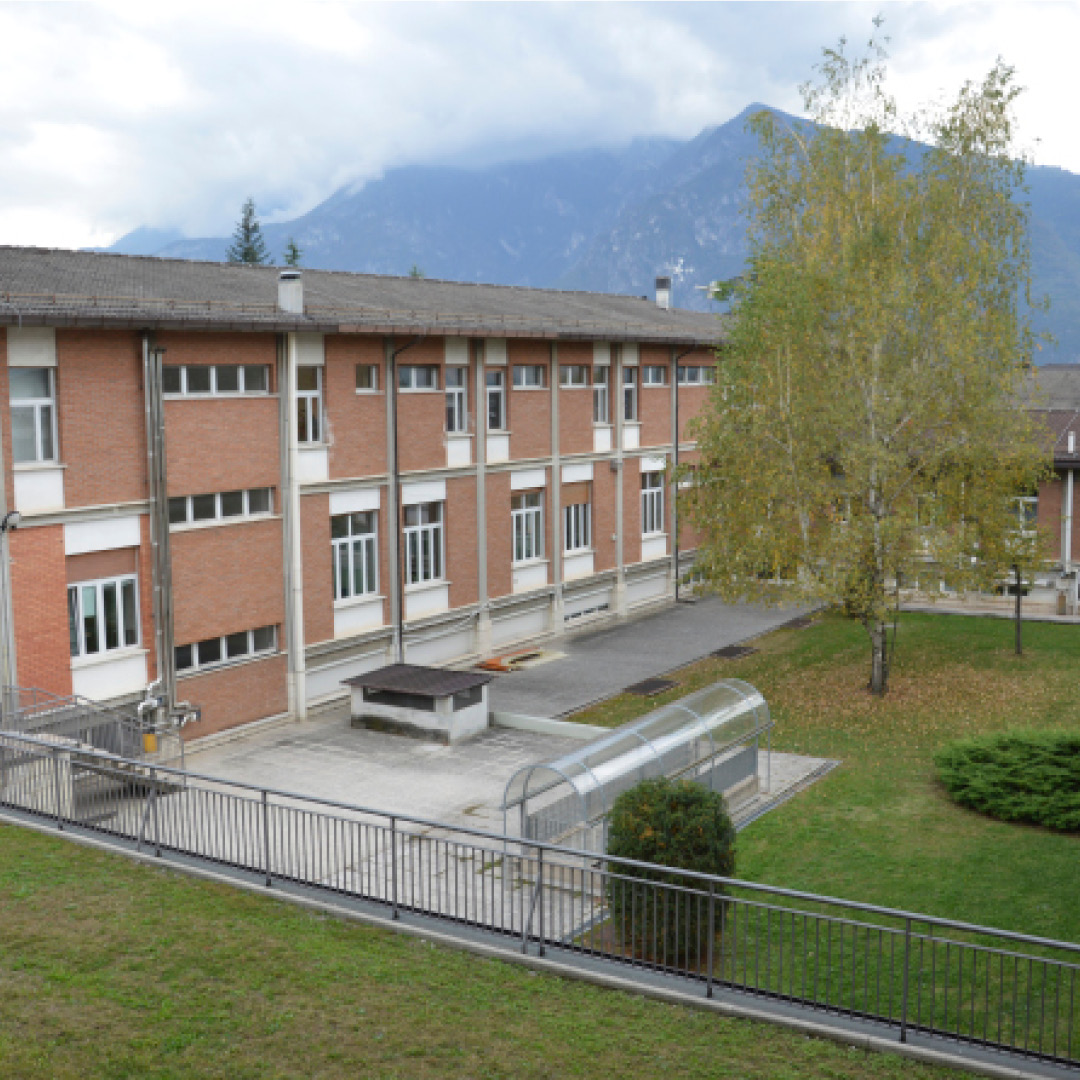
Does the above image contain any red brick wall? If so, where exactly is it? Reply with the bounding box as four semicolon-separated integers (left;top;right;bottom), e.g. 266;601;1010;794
623;464;642;565
485;471;513;600
592;465;617;573
640;346;672;448
677;348;719;442
446;475;479;608
179;652;288;740
10;524;71;695
508;341;551;460
558;343;595;455
171;518;285;644
57;330;148;508
676;448;705;551
300;492;333;646
326;335;387;479
397;340;446;473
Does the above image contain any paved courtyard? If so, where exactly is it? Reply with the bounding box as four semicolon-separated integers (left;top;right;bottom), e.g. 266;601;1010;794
488;594;807;717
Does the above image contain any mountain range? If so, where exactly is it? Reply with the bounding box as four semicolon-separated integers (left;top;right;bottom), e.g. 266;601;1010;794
104;104;1080;362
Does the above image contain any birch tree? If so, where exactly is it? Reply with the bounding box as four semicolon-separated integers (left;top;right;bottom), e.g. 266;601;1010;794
685;32;1050;695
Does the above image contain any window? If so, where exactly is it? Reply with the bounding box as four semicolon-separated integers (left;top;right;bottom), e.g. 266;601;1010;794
512;492;543;563
297;366;322;443
332;511;378;600
564;502;591;553
175;625;277;673
512;365;545;388
593;366;610;424
486;370;506;431
445;367;467;433
677;365;717;386
641;472;665;535
1015;496;1038;534
404;501;444;585
10;367;56;464
162;364;270;396
398;365;439;390
168;488;274;525
643;365;668;386
623;366;638;421
560;365;589;388
355;364;379;392
68;575;139;658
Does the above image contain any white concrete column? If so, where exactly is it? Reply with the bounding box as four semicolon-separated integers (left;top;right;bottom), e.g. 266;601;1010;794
284;333;307;718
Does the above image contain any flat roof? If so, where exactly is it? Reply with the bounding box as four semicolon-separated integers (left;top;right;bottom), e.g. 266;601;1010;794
0;246;724;347
344;663;494;698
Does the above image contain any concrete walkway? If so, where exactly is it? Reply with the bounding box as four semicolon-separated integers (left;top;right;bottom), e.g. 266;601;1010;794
488;595;806;718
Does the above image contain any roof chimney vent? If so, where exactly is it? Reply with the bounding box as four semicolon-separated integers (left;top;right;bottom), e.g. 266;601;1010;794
655;275;672;310
1069;431;1076;455
278;269;303;315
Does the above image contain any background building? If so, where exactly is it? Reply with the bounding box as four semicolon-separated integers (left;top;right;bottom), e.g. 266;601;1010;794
0;249;720;738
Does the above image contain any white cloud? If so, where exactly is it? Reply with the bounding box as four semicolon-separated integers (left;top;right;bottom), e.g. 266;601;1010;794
0;1;1073;249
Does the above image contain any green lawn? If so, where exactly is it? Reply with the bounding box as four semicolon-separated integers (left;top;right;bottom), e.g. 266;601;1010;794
0;824;958;1080
571;611;1080;942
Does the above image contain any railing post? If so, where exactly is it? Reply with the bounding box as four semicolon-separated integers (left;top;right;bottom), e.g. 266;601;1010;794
390;816;399;920
900;917;912;1043
261;789;272;887
51;745;63;831
150;767;161;858
707;881;716;999
537;845;545;958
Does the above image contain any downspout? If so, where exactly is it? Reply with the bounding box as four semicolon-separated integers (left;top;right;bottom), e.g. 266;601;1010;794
142;332;176;710
282;332;307;718
671;345;696;602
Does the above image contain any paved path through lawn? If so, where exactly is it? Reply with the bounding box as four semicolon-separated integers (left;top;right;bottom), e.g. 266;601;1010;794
488;596;806;718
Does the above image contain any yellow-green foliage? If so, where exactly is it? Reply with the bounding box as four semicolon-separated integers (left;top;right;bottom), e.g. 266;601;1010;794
686;28;1051;693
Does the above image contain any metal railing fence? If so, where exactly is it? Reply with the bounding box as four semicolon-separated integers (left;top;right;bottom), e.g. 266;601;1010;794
0;728;1076;1071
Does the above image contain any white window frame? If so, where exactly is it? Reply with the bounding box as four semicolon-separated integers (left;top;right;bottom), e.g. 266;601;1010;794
297;366;323;444
168;488;274;527
641;472;665;536
486;369;506;431
175;625;277;673
642;365;668;386
511;492;544;564
677;365;717;386
1015;495;1038;536
559;365;590;388
623;366;638;422
445;367;468;433
398;365;440;391
332;511;378;600
10;367;57;464
512;364;546;388
355;364;380;392
68;574;140;659
593;366;610;424
563;502;591;554
162;364;270;396
404;501;445;585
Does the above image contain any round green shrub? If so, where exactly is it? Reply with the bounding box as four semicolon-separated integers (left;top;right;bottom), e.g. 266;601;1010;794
605;777;736;965
934;731;1080;833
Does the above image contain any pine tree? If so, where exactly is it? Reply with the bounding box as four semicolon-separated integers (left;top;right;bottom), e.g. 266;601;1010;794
283;237;302;267
226;197;270;265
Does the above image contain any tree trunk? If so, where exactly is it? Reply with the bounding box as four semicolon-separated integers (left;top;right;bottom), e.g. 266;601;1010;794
1014;563;1023;656
869;618;888;696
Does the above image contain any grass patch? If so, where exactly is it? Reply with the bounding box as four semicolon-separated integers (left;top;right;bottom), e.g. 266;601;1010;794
0;824;961;1080
935;731;1080;831
568;612;1080;942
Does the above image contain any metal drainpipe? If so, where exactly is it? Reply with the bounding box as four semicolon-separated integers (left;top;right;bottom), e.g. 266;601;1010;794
671;345;696;602
283;332;307;718
142;332;176;710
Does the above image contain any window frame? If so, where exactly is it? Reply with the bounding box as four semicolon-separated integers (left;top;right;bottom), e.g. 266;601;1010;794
593;366;610;425
332;511;379;601
68;574;140;660
168;488;274;527
641;471;665;536
445;366;468;434
296;365;323;444
486;369;506;431
559;365;590;388
398;365;440;391
512;364;546;389
622;366;639;422
563;501;592;554
511;491;544;564
10;366;57;464
403;501;445;586
642;365;668;386
355;364;380;393
175;625;278;674
161;364;271;397
677;364;717;386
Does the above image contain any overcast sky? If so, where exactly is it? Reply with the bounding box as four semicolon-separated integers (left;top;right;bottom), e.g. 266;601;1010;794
1;0;1076;249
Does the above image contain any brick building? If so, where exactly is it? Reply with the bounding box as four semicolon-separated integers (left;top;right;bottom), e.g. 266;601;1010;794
0;248;721;738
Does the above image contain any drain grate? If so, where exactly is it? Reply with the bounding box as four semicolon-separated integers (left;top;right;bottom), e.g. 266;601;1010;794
711;645;758;660
624;677;676;697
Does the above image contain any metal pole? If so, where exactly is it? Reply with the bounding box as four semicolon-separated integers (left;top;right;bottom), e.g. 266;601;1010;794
900;917;912;1043
51;746;62;830
261;789;272;887
707;881;716;999
150;767;161;857
537;845;545;958
391;816;399;919
1014;564;1023;656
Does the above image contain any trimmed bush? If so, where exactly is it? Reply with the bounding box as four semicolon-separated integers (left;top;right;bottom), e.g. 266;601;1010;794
605;777;736;965
935;731;1080;832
